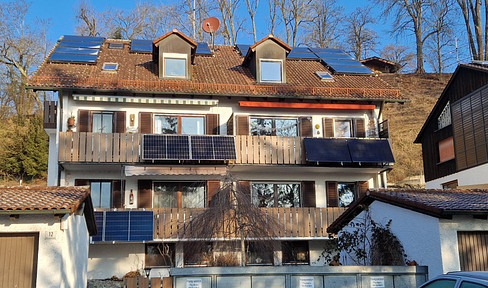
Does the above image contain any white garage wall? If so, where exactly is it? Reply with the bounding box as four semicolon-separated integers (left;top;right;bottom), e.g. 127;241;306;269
88;243;145;279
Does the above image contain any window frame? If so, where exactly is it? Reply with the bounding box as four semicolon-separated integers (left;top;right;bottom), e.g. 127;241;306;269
90;180;113;209
102;62;119;71
281;241;310;265
259;59;283;83
246;241;274;266
152;181;207;209
145;243;175;268
329;118;365;138
337;182;356;207
91;111;114;133
334;119;353;138
249;116;299;136
153;114;205;135
162;52;188;79
251;182;301;208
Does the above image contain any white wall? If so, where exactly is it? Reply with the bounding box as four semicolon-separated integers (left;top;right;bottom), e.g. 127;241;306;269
426;163;488;189
0;213;90;288
88;243;145;279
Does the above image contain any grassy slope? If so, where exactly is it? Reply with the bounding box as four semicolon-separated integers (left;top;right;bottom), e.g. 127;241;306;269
380;73;451;183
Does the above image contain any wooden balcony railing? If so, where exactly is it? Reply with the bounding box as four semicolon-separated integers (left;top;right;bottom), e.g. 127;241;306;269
153;207;346;240
58;132;140;162
234;136;305;165
43;101;57;129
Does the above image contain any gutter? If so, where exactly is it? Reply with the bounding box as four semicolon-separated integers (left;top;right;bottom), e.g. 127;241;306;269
0;209;71;215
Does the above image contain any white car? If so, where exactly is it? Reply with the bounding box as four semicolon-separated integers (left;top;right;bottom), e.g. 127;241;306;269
419;272;488;288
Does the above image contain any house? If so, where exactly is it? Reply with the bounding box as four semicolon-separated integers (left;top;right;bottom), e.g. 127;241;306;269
415;63;488;189
360;57;399;74
0;186;96;288
29;30;406;279
327;188;488;279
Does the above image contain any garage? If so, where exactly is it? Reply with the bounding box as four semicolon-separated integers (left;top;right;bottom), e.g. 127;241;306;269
0;233;39;288
458;231;488;271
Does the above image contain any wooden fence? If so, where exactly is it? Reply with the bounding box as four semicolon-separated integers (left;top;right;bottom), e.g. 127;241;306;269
124;277;172;288
234;136;304;165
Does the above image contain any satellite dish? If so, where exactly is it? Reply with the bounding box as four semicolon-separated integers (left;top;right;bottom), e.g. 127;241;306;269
202;17;220;33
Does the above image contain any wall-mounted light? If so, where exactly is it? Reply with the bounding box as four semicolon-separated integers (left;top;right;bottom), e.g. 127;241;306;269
130;114;135;126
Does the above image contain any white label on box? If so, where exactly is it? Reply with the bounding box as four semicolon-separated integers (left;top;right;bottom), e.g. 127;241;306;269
186;278;202;288
371;276;385;288
300;276;314;288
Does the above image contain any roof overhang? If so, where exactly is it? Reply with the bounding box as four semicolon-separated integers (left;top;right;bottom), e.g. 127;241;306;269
125;165;227;177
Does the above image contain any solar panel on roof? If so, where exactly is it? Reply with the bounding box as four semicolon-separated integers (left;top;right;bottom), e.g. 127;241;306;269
291;47;311;53
236;44;251;55
48;53;98;63
322;59;366;67
328;65;374;74
53;46;99;55
315;53;354;60
58;41;102;49
130;44;152;53
62;35;104;43
310;47;344;54
287;52;319;59
131;39;153;45
196;42;213;55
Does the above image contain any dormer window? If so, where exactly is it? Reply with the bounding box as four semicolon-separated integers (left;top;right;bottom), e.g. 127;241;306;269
163;53;187;78
260;59;283;83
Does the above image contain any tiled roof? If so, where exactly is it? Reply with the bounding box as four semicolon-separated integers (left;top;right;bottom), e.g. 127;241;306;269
0;186;90;213
29;38;405;102
327;188;488;233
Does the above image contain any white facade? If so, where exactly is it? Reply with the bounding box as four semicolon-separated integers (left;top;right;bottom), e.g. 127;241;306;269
426;162;488;189
340;200;488;279
0;213;90;288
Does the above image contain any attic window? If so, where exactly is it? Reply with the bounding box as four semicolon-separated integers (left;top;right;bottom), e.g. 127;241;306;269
438;101;451;130
163;53;187;78
315;71;334;81
102;62;118;71
260;59;283;83
109;43;124;49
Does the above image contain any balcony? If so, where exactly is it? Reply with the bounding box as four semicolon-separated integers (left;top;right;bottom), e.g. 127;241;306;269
234;136;305;165
92;207;346;242
43;101;57;129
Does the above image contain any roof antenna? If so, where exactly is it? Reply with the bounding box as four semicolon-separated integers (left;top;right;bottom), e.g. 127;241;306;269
202;17;220;52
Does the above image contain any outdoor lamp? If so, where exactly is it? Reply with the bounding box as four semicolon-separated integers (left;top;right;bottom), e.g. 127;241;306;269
144;267;152;278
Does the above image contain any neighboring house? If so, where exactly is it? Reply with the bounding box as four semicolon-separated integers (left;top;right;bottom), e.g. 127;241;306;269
327;188;488;279
29;30;406;279
360;57;399;74
0;186;96;288
415;63;488;189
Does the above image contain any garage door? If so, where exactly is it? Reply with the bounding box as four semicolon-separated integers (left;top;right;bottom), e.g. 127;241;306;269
458;231;488;271
0;233;39;288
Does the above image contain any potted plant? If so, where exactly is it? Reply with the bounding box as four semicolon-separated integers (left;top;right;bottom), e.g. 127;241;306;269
67;115;75;127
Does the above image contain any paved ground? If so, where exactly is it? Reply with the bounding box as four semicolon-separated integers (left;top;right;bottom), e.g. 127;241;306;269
87;280;123;288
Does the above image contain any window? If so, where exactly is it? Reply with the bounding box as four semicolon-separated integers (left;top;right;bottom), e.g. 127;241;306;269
108;42;124;50
246;242;273;265
439;137;455;163
154;115;205;135
338;183;355;207
282;241;309;264
184;242;213;266
460;281;488;288
250;117;298;136
421;279;457;288
438;102;451;130
163;53;187;78
92;112;113;133
442;180;458;189
315;71;334;81
335;120;352;137
102;62;118;71
252;183;300;207
146;243;174;267
91;181;112;208
260;59;283;82
153;182;206;208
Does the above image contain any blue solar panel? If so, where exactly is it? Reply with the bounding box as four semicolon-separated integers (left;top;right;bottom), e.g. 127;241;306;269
131;39;153;46
329;65;374;74
143;134;167;160
236;44;251;55
322;59;366;67
167;135;190;159
291;47;311;53
53;47;100;55
304;138;351;163
129;211;153;241
315;53;354;60
191;136;214;159
104;211;129;241
196;42;213;55
310;47;344;54
130;44;152;53
92;212;104;241
58;41;102;49
48;53;98;63
348;139;395;163
288;52;319;59
62;35;104;43
213;136;237;160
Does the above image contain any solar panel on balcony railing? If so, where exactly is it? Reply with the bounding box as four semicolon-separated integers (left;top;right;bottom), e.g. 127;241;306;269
191;136;215;159
166;135;190;159
348;139;395;163
104;211;130;241
304;138;352;163
92;212;104;242
129;211;153;241
213;136;237;160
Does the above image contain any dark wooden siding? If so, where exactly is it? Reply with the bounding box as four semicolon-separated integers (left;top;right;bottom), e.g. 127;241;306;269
458;231;488;271
326;181;338;207
301;181;316;207
421;125;456;182
299;117;313;137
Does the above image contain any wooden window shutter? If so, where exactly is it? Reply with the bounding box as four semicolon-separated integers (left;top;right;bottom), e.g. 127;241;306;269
326;181;338;207
323;118;334;137
206;114;220;135
236;115;249;135
138;180;152;208
114;111;126;133
358;181;369;199
301;181;316;207
78;110;90;132
139;112;153;134
355;119;366;138
227;114;234;135
207;180;221;207
74;179;90;186
300;117;313;137
112;180;123;208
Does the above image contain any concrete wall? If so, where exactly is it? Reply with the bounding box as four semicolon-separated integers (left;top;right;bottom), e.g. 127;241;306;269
426;162;488;188
0;213;90;288
88;243;145;279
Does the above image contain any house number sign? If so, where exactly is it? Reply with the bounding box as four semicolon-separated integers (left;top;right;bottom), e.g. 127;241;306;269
186;278;202;288
370;276;385;288
299;276;314;288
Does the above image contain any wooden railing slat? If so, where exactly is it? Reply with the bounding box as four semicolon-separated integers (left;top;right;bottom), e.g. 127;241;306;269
253;136;259;164
72;132;79;162
79;132;87;162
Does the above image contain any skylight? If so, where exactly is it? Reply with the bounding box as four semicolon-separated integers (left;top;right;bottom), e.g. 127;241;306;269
315;71;334;81
102;62;119;71
109;42;124;49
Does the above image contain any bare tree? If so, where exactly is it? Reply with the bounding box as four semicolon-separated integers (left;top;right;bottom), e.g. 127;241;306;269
278;0;313;46
268;0;278;35
304;0;343;48
75;0;99;37
184;174;278;267
425;0;455;73
216;0;242;45
246;0;260;42
381;44;416;73
455;0;488;60
380;0;439;73
345;7;378;60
